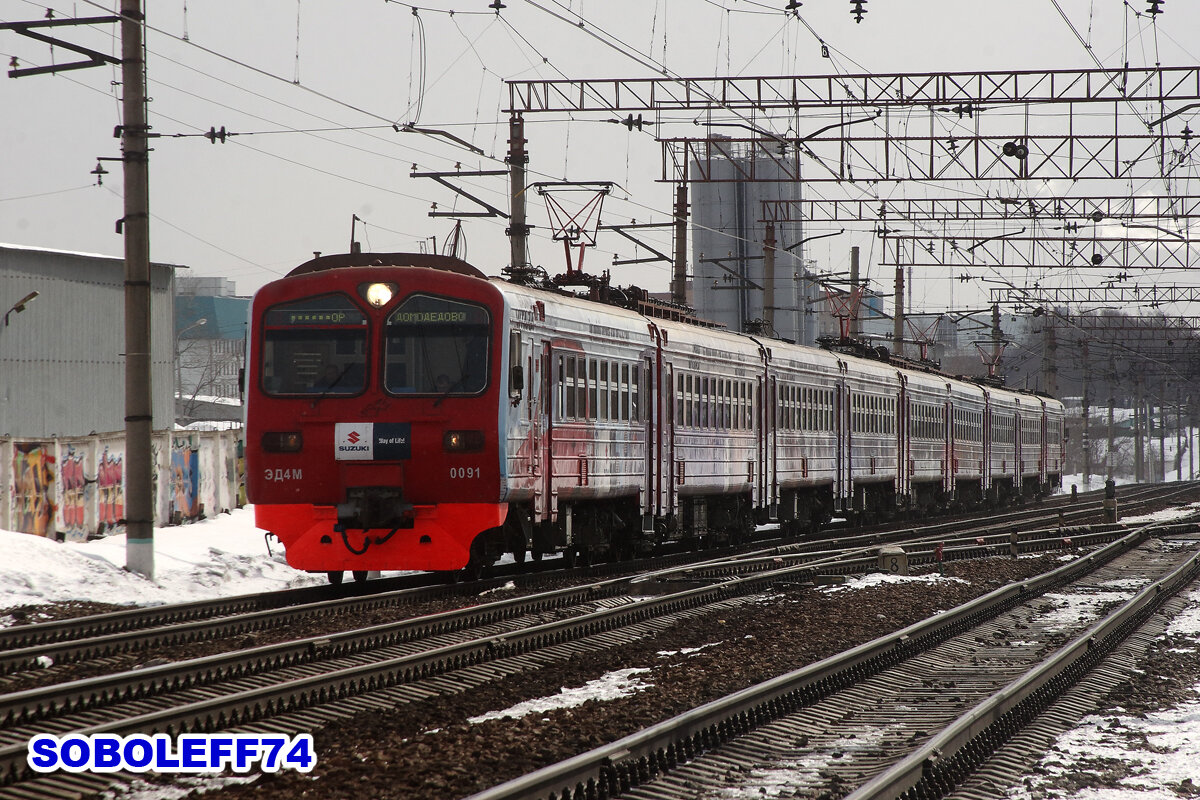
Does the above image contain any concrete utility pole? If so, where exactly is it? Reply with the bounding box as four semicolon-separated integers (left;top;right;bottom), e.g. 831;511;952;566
849;246;860;339
893;264;904;358
1042;323;1057;397
1134;373;1144;483
672;183;688;306
121;0;155;579
507;112;529;271
1081;340;1091;486
763;221;776;336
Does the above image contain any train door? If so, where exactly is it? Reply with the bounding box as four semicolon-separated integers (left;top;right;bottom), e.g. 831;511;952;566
896;373;908;503
944;394;954;498
835;362;850;512
767;374;777;517
1014;403;1023;479
981;391;992;500
652;357;672;525
537;342;553;522
1038;399;1048;488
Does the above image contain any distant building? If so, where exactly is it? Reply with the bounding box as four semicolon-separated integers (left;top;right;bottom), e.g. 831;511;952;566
690;142;820;344
174;277;248;426
0;243;177;438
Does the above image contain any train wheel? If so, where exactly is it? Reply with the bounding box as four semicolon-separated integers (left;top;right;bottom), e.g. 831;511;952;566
531;548;544;562
327;571;344;585
352;570;368;582
512;547;526;565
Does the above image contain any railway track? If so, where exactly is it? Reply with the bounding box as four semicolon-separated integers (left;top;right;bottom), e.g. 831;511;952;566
464;517;1200;800
0;482;1172;688
0;484;1193;799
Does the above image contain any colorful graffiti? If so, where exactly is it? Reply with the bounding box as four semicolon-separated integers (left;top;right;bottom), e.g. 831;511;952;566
13;443;56;538
171;444;202;521
60;446;89;542
97;447;124;533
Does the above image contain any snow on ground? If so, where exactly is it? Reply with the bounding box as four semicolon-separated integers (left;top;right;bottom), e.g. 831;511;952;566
0;508;326;614
466;667;654;724
1007;584;1200;800
818;572;968;593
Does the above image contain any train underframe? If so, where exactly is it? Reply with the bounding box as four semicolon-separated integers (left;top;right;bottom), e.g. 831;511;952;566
275;467;1065;582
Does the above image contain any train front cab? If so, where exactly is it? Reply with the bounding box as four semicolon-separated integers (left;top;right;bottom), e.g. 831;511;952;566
246;259;511;577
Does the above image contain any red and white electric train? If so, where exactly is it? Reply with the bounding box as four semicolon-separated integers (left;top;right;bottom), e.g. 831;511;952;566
245;252;1065;581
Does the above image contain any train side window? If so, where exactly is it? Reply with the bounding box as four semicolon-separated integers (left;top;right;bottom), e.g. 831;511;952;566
610;362;620;422
557;356;565;420
723;379;731;428
632;363;641;422
565;356;577;419
587;359;597;420
599;361;609;421
574;359;585;419
676;373;685;425
621;364;630;422
682;373;691;427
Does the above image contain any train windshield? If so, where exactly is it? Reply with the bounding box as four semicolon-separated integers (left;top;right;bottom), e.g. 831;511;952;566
384;294;491;395
260;294;368;396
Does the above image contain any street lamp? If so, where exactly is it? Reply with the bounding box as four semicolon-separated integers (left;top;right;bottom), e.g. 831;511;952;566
175;317;209;400
3;291;39;328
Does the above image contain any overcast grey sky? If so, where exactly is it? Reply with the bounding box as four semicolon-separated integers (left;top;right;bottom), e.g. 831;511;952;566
2;0;1198;313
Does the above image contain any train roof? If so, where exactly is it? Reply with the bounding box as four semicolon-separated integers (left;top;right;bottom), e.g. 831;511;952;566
275;252;1063;410
287;252;487;279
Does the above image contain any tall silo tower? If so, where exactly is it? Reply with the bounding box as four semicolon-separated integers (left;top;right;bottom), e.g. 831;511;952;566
690;141;818;343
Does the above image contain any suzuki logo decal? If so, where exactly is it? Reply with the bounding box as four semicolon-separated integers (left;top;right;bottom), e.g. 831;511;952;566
347;431;361;444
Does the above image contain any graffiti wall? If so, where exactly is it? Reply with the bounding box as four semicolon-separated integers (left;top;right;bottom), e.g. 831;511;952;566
97;440;125;535
12;442;56;538
1;430;243;539
59;442;91;543
170;436;202;523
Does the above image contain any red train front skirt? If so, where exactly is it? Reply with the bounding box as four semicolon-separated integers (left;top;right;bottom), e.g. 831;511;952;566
255;503;508;572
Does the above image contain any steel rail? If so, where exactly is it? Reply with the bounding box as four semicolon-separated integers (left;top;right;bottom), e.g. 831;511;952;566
460;520;1195;800
0;482;1161;676
847;526;1200;800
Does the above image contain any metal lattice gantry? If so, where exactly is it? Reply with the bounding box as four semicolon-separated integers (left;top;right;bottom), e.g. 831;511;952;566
507;66;1200;113
509;66;1200;184
880;231;1198;271
759;195;1200;224
988;285;1200;307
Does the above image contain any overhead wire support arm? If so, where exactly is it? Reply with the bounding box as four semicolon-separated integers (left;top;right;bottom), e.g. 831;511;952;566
409;168;510;218
2;16;120;77
599;222;674;266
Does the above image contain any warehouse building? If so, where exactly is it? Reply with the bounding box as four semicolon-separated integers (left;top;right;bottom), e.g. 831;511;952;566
0;243;177;438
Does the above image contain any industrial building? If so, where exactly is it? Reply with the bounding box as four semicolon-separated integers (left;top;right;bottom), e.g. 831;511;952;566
174;275;249;427
0;243;177;439
690;143;823;345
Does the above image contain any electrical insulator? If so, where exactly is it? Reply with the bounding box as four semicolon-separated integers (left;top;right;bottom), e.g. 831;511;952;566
785;0;802;10
850;0;867;23
1147;0;1164;15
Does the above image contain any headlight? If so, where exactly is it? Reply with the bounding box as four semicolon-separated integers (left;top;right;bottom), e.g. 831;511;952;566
262;431;303;452
443;430;485;452
364;282;394;307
